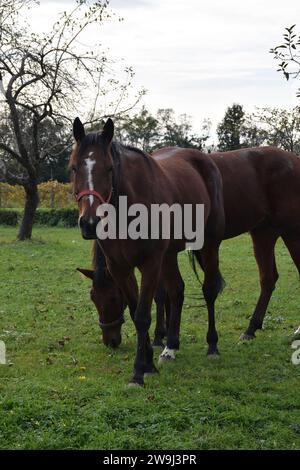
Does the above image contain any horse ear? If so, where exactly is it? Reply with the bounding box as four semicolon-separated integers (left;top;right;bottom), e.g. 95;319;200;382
102;118;114;144
73;117;85;142
77;268;94;280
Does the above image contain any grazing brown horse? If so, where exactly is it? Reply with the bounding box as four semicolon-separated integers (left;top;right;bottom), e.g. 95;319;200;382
78;240;170;348
79;146;300;352
77;241;125;348
211;147;300;339
153;146;300;340
71;117;225;386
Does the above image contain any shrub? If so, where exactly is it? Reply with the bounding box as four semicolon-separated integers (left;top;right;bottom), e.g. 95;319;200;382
0;208;78;227
34;209;78;227
0;209;19;226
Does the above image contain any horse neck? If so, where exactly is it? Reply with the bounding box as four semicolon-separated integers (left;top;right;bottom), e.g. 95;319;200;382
112;143;157;203
93;240;107;274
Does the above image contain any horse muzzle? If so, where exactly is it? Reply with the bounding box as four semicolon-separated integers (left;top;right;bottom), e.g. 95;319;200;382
79;216;100;239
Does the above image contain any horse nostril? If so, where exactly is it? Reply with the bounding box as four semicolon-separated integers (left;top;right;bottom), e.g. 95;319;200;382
80;216;100;228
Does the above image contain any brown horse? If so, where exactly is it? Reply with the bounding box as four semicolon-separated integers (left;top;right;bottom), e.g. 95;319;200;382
210;146;300;339
77;241;125;348
71;117;225;386
154;146;300;340
79;146;300;352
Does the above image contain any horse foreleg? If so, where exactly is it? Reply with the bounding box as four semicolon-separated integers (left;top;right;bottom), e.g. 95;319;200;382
130;257;162;386
241;228;279;340
153;284;167;347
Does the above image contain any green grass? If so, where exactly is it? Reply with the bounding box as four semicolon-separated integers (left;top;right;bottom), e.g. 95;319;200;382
1;226;300;450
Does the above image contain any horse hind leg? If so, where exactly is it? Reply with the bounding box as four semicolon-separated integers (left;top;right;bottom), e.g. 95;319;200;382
194;247;224;357
241;228;279;340
158;254;185;364
153;285;167;347
281;233;300;334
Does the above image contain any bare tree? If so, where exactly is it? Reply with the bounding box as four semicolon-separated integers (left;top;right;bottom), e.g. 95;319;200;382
0;0;144;239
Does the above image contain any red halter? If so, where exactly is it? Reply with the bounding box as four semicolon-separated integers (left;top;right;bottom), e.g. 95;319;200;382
76;188;113;205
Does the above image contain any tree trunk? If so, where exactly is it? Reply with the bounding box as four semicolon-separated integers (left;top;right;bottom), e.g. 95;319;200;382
17;180;39;241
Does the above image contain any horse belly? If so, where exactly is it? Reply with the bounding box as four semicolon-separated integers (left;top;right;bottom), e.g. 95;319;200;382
223;186;267;239
260;153;300;233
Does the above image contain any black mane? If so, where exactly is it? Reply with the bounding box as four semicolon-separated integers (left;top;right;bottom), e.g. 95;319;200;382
111;141;151;163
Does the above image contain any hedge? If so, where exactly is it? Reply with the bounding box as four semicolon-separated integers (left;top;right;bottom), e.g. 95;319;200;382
0;209;19;226
0;181;75;209
0;208;79;227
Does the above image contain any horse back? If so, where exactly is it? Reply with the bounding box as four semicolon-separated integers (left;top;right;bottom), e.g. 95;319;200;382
210;147;300;237
152;147;225;244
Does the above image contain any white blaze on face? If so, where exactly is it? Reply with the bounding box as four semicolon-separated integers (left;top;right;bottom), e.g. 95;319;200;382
85;155;95;207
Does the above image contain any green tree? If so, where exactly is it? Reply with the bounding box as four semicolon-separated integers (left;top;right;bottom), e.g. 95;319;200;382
116;107;211;153
217;104;245;151
248;106;300;153
115;106;159;152
156;109;210;150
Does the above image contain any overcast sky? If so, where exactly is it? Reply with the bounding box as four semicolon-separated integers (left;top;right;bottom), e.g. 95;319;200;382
31;0;300;140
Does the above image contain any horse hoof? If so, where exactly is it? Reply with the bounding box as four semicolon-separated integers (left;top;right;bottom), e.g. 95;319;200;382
207;352;220;359
127;381;144;388
207;346;220;358
158;347;176;365
240;332;255;341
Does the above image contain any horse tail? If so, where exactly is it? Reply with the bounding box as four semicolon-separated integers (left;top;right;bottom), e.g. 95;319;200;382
187;249;202;286
188;249;226;294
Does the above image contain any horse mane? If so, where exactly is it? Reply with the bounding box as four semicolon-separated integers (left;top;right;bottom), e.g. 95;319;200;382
111;141;152;166
68;142;78;170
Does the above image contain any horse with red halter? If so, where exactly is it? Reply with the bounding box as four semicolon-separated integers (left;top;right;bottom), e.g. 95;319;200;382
71;117;225;386
79;146;300;354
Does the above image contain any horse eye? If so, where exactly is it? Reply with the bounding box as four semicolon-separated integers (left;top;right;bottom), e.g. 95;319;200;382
72;167;77;174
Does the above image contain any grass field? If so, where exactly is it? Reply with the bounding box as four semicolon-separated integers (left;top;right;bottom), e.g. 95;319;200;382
1;226;300;450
